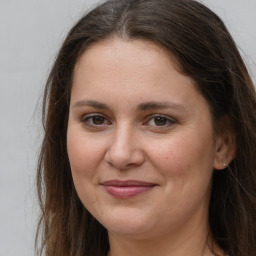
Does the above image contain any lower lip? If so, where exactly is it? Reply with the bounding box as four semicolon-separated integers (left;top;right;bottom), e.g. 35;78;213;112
103;185;154;198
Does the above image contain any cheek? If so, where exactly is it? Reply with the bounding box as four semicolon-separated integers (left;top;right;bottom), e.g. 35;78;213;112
148;137;214;216
148;132;215;191
67;128;106;179
67;128;107;209
149;138;197;174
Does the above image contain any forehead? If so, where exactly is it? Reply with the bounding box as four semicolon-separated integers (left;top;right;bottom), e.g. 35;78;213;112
75;38;175;75
71;38;206;113
73;38;193;89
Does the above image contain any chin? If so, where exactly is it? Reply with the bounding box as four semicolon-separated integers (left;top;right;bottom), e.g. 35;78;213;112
97;208;153;237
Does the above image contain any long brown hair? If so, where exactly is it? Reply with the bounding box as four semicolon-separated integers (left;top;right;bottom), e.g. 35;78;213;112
36;0;256;255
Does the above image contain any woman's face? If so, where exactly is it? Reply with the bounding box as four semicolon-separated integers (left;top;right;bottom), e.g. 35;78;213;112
67;39;221;240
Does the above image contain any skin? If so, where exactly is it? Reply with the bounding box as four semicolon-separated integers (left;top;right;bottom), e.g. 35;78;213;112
67;38;232;256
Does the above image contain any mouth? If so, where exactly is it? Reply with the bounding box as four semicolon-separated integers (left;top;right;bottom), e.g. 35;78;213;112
100;180;157;198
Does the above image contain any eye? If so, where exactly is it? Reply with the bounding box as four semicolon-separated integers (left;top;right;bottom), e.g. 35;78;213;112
81;114;111;127
150;116;168;126
145;115;176;128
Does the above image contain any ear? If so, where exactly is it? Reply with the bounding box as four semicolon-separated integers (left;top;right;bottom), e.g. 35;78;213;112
213;116;236;170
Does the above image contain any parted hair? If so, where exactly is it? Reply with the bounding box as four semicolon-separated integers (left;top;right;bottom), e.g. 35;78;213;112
36;0;256;255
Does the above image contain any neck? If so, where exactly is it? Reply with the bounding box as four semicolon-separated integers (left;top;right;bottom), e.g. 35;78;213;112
108;235;222;256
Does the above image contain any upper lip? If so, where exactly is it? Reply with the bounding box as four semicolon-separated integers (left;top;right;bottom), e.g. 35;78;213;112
101;180;156;187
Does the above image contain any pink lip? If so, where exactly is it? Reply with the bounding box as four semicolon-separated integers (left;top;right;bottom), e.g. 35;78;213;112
101;180;156;198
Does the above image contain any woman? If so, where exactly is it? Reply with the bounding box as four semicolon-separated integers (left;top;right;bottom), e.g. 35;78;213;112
36;0;256;255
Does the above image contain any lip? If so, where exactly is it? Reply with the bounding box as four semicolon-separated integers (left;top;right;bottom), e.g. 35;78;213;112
101;180;157;198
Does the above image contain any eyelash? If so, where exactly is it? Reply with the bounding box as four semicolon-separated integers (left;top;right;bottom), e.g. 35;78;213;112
80;113;177;129
80;113;111;128
144;114;177;128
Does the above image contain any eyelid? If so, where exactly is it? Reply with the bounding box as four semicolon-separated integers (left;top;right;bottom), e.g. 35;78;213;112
80;112;112;127
145;113;176;121
144;114;177;127
79;112;177;129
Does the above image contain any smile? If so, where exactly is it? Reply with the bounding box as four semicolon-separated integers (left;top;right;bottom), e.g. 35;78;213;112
101;180;156;198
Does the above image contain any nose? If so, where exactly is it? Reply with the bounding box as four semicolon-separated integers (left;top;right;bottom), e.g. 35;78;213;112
104;125;145;170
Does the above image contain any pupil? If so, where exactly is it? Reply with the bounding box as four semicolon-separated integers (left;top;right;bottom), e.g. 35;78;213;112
154;117;167;126
93;116;104;125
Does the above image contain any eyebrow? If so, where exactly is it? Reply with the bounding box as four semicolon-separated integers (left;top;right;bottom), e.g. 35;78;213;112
137;101;185;111
72;100;109;110
72;99;185;112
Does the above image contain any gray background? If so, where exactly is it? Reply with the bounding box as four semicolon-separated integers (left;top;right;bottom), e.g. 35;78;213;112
0;1;255;255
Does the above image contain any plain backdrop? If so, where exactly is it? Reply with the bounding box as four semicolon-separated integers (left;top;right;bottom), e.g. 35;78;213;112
0;1;255;255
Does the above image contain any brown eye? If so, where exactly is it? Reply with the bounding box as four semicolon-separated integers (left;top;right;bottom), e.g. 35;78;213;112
81;114;111;127
153;117;168;126
91;116;105;125
145;114;176;129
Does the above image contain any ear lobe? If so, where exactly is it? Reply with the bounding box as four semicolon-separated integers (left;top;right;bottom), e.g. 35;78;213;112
213;117;236;170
